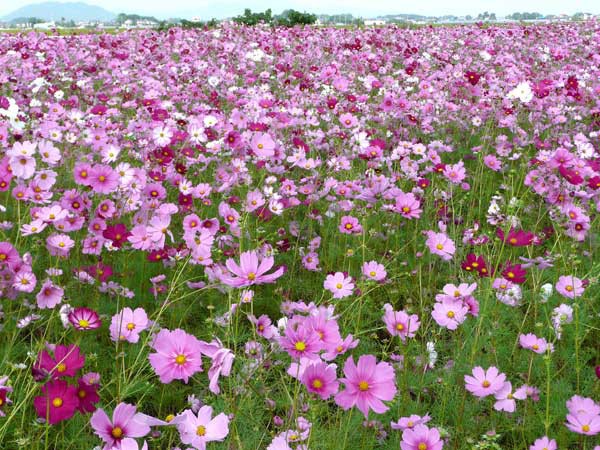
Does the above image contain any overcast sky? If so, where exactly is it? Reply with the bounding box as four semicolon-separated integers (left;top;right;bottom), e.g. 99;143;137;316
1;0;599;19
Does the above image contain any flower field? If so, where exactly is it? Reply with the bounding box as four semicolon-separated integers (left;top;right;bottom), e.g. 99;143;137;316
0;21;599;450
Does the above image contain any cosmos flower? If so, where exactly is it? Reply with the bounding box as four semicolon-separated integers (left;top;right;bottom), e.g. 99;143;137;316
222;250;285;288
33;380;79;424
148;328;204;384
335;354;397;418
464;366;506;398
90;403;151;450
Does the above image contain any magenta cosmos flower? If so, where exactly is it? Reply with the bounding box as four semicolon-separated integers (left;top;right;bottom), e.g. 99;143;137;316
148;328;203;383
400;424;444;450
464;366;506;398
33;380;78;424
324;272;354;299
334;354;397;418
425;231;455;261
68;307;102;331
555;275;584;299
173;406;230;450
530;436;557;450
300;361;339;400
35;344;85;379
90;402;150;450
222;250;285;288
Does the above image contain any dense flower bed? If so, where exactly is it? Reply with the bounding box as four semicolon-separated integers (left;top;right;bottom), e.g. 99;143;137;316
0;21;599;449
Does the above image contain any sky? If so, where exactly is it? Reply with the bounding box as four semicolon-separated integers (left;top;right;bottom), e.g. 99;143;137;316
1;0;599;19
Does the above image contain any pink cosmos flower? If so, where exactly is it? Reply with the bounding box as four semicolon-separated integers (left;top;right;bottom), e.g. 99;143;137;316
391;414;431;430
250;132;276;158
464;366;506;398
222;250;285;288
33;380;79;424
530;436;557;450
148;328;203;383
566;395;600;415
493;381;526;412
248;314;276;339
88;165;119;194
394;192;422;219
519;333;552;354
35;344;85;379
362;261;387;281
382;304;420;341
334;354;397;418
324;272;354;299
279;319;322;360
110;307;149;343
76;377;100;413
300;361;339;400
555;275;584;299
425;231;455;261
173;406;230;450
90;402;151;450
339;215;362;234
198;339;234;395
35;279;64;309
431;298;468;330
400;424;444;450
565;412;600;435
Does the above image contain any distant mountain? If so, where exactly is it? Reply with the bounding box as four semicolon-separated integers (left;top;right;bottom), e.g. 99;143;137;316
2;2;116;22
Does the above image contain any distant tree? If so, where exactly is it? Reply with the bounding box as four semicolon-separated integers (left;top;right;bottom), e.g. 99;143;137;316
275;9;317;27
465;15;472;20
233;9;273;26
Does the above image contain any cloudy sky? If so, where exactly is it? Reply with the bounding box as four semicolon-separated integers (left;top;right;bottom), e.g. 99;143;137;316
1;0;599;19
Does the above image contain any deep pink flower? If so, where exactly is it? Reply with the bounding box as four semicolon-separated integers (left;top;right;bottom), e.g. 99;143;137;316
34;380;79;424
35;344;85;379
68;307;102;331
334;354;397;418
339;215;362;234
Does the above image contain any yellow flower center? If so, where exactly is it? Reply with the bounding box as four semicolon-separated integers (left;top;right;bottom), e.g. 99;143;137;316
57;363;67;373
52;397;63;407
358;381;369;391
446;311;455;318
402;206;410;213
165;414;175;422
312;379;323;389
582;424;590;432
196;425;206;436
336;283;343;289
78;389;86;398
369;271;376;277
247;272;256;281
257;143;264;149
482;380;491;388
98;175;106;182
436;243;444;250
111;427;123;438
78;319;89;328
418;444;428;450
175;354;187;365
565;285;573;292
294;341;306;352
126;323;135;330
396;323;405;331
